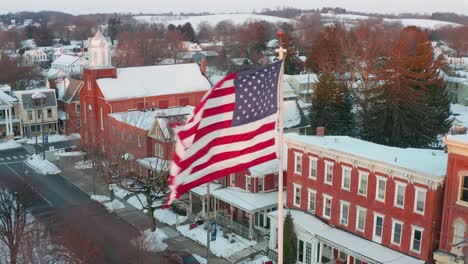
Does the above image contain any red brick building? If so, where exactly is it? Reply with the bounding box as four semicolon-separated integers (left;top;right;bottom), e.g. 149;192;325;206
52;78;83;135
79;30;211;156
434;135;468;263
268;131;447;264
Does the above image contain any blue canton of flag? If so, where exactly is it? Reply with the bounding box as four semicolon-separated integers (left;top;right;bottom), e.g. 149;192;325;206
232;60;282;127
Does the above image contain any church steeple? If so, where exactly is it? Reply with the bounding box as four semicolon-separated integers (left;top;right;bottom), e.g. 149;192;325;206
89;29;112;68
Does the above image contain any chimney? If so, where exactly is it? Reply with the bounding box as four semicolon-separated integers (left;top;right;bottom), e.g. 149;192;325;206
316;126;325;137
200;59;207;76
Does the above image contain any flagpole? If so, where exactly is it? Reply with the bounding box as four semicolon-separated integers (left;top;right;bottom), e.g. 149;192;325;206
275;30;287;264
206;183;211;264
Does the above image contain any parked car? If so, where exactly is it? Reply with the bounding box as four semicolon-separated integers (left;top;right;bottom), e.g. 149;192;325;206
163;251;200;264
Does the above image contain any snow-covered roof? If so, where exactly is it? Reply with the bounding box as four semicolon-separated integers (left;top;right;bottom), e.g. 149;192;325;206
285;134;447;178
58;110;68;120
157;58;184;65
46;68;67;79
269;210;424;264
450;104;468;126
231;58;252;66
446;134;468;144
283;100;303;129
198;50;218;57
289;73;318;85
0;90;17;106
211;187;285;212
96;63;211;101
190;183;223;197
266;39;279;48
137;157;169;171
109;106;194;132
52;54;83;66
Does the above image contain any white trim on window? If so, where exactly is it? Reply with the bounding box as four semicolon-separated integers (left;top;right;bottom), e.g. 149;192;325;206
394;181;407;209
414;187;427;215
391;219;404;246
373;213;385;244
246;176;251;191
229;173;236;186
309;156;318;179
323;194;332;220
307;188;317;213
358;171;368;197
100;107;104;131
376;176;387;203
356;206;366;232
258;178;264;192
293;184;302;207
324;161;334;185
340;200;350;226
294;152;303;175
341;166;352;191
410;225;424;254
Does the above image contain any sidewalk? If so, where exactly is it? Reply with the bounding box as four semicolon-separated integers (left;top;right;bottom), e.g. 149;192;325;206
54;156;230;264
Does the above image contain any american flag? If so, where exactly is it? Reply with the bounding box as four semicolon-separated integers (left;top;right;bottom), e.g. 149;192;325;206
165;60;283;206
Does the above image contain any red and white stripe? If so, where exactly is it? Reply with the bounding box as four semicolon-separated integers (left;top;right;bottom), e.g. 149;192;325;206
166;73;278;206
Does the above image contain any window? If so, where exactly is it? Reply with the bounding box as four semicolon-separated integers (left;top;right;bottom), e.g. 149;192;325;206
155;143;164;158
340;201;350;226
355;259;363;264
324;161;333;185
309;157;317;179
294;152;303;175
376;177;387;202
246;176;252;191
414;187;427;214
297;240;304;263
293;184;302;207
338;251;347;261
391;220;403;246
76;104;81;113
323;194;332;219
453;219;466;249
460;175;468;203
37;109;43;119
373;213;384;243
258;178;264;192
305;242;312;264
137;136;142;147
47;108;52;118
394;182;406;208
356;206;366;232
358;171;368;196
120;131;125;141
229;173;235;186
307;189;316;213
341;166;351;191
76;119;81;128
410;226;423;253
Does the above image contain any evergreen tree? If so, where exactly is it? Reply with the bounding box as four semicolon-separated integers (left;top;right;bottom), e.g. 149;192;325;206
181;22;195;42
108;17;121;43
309;73;355;135
360;27;451;148
283;212;297;264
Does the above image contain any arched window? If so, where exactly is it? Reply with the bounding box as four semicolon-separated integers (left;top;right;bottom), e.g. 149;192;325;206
453;219;466;252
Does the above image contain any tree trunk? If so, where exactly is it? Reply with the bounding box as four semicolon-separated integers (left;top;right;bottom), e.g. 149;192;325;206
146;191;156;232
10;244;18;264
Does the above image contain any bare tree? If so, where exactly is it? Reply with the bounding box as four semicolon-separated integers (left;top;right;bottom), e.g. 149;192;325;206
0;53;43;90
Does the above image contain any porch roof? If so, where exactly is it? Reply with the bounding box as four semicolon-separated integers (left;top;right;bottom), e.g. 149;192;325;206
212;187;285;213
190;183;223;197
136;157;169;172
269;210;424;264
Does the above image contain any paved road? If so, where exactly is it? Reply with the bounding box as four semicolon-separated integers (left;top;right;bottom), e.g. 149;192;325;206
0;158;167;263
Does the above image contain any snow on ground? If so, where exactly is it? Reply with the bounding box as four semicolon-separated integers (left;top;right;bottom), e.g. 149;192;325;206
69;133;81;139
193;254;207;264
154;208;187;226
0;140;22;150
134;14;293;30
26;155;62;175
74;160;93;169
55;150;84;157
26;134;71;144
91;195;110;203
132;229;168;252
239;255;271;264
177;224;256;259
126;193;147;210
114;186;131;199
103;200;125;212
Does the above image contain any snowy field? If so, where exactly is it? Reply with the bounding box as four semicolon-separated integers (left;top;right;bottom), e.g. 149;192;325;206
26;134;72;144
0;140;22;150
154;208;187;226
321;13;461;30
132;229;168;252
177;224;256;258
134;14;293;29
25;155;61;175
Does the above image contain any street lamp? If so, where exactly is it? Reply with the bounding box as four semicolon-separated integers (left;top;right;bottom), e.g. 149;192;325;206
31;92;46;159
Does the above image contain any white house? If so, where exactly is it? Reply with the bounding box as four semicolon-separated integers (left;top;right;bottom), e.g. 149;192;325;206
23;48;48;64
51;55;88;76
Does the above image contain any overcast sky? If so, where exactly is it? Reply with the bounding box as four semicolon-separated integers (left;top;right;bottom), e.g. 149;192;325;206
3;0;468;15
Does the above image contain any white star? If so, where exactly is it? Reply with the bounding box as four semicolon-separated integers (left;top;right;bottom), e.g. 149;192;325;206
242;110;246;114
248;104;251;108
240;95;243;98
253;86;257;90
249;93;252;97
246;115;249;118
238;106;242;109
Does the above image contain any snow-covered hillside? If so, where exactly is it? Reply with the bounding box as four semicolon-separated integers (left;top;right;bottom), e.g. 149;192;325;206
134;14;294;29
321;13;461;30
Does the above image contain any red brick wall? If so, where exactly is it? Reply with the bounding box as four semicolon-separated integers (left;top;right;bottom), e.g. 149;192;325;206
286;146;444;262
439;152;468;253
63;102;81;135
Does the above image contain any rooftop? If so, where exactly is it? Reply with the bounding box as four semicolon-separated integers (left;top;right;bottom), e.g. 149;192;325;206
285;134;447;178
96;63;211;101
212;187;285;212
52;54;85;66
